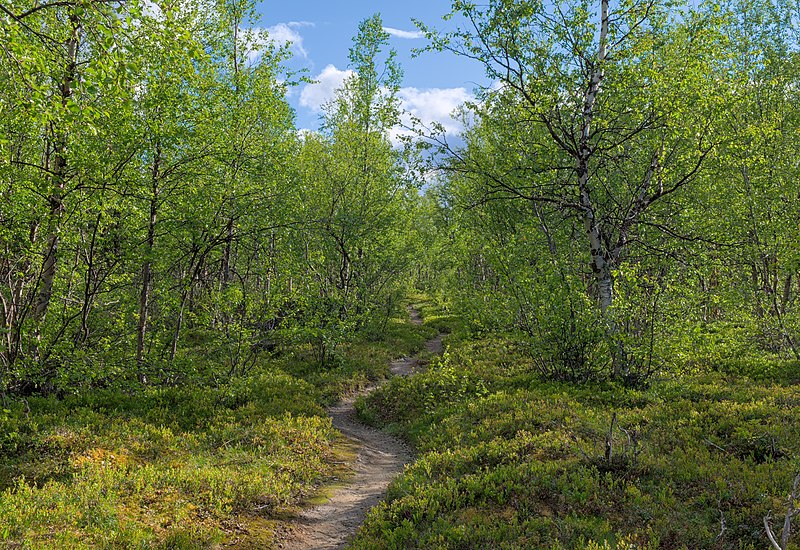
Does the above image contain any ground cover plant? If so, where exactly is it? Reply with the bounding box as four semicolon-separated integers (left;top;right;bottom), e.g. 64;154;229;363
0;305;431;549
355;308;800;549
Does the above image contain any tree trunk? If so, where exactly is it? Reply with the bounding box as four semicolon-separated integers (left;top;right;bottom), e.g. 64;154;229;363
577;0;610;308
169;291;188;363
576;0;625;378
222;215;233;287
32;14;80;327
136;142;161;383
77;212;103;345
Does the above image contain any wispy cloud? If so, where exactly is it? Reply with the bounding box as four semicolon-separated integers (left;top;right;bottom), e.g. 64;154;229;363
239;23;313;65
383;26;424;39
265;22;311;58
287;21;314;29
299;64;354;113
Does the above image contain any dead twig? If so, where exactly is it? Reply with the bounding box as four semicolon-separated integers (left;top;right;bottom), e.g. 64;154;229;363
765;473;800;550
605;412;617;463
703;437;727;453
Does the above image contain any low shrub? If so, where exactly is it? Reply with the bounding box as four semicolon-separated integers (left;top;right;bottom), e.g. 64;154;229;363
0;371;336;548
355;332;800;549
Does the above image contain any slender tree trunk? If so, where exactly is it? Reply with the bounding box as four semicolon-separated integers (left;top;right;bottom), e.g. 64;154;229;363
265;230;275;299
169;291;188;363
0;288;13;371
2;243;29;367
578;0;610;309
221;14;241;296
577;0;624;377
533;202;558;258
781;275;792;315
77;212;103;345
33;14;80;327
136;143;161;382
222;215;233;287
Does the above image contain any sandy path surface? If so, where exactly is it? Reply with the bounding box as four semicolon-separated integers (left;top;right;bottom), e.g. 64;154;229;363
281;310;438;550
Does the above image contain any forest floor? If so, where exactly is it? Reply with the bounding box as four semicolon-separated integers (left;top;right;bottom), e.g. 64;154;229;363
349;314;800;548
279;310;442;550
0;303;438;548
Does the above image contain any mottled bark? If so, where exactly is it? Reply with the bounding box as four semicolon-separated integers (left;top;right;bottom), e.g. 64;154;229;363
577;0;612;315
576;0;626;376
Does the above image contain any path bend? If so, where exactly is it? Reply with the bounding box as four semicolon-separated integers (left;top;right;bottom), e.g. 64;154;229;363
281;310;438;550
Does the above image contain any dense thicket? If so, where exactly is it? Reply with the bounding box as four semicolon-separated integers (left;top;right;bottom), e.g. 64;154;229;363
416;0;800;386
0;2;420;394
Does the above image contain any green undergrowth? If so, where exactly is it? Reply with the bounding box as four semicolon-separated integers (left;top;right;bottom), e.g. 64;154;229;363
354;326;800;548
0;373;332;548
665;321;800;384
407;292;462;337
0;305;431;549
280;313;437;405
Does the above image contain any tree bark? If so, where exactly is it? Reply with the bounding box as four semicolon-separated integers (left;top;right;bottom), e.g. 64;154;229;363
580;1;612;306
77;212;103;345
578;0;610;310
577;0;625;377
136;142;161;382
32;13;80;326
169;291;188;363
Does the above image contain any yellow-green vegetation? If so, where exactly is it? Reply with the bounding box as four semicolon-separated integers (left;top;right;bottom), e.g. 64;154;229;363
283;312;438;406
354;311;800;549
0;309;430;549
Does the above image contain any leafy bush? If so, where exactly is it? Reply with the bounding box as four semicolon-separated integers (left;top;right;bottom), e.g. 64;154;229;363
355;332;800;549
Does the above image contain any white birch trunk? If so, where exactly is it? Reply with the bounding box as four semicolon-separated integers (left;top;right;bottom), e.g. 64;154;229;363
33;14;80;325
578;0;612;314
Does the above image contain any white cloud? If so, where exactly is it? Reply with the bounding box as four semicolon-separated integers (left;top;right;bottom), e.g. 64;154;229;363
242;22;313;65
383;26;424;39
299;64;354;113
141;0;162;18
297;70;473;145
265;22;310;58
398;86;474;136
297;128;317;140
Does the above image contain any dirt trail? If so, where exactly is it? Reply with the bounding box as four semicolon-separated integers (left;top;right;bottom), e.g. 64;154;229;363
281;309;438;550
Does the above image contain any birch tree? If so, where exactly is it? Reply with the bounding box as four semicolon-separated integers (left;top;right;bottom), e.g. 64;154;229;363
709;0;800;357
422;0;726;379
0;0;135;383
297;14;418;365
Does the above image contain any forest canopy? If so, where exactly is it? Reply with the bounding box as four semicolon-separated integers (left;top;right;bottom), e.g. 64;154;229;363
2;0;800;391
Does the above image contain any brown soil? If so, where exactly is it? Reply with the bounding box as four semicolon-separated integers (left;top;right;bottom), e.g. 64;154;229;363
278;309;440;550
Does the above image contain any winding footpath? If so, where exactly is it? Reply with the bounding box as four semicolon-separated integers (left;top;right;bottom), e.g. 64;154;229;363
282;310;442;550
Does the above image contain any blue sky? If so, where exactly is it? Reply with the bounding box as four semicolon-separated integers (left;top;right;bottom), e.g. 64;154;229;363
252;0;488;135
